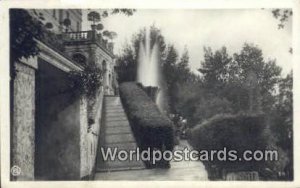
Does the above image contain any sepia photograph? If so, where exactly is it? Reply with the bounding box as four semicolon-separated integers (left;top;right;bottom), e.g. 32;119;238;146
0;0;298;187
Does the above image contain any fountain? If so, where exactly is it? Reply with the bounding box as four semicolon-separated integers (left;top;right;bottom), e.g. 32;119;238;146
137;27;163;110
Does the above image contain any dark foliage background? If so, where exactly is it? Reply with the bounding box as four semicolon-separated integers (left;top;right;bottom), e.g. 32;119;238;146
116;25;293;180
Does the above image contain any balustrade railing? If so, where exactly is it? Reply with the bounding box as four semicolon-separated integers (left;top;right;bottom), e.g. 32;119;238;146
63;30;114;55
64;31;90;40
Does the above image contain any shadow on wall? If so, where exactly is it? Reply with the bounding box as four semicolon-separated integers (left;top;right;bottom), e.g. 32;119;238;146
35;59;83;180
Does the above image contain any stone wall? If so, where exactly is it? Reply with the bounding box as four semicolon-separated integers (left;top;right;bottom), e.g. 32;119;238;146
35;59;83;180
80;87;104;179
11;62;36;180
11;38;109;180
80;96;89;178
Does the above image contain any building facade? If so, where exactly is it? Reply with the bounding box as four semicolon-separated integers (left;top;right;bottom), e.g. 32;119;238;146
29;9;82;33
11;9;117;180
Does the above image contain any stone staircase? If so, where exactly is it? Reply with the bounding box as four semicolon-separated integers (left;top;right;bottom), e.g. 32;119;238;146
95;96;145;172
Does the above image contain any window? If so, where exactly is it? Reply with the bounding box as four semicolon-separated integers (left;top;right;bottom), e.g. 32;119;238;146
66;11;70;19
59;10;63;23
77;22;80;31
102;61;107;71
52;10;56;19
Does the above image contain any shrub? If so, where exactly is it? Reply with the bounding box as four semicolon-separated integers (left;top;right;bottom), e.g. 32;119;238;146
192;96;233;126
10;9;44;63
68;64;103;97
119;82;175;167
189;113;287;180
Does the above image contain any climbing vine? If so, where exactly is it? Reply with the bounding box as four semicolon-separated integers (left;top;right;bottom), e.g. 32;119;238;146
68;64;104;97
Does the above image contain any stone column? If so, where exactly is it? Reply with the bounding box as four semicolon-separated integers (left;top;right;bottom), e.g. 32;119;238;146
11;57;37;180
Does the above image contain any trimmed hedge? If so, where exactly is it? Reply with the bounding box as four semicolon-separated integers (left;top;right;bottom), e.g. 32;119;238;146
119;82;175;167
189;113;276;179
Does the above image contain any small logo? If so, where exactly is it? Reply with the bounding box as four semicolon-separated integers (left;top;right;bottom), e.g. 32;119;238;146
11;165;21;176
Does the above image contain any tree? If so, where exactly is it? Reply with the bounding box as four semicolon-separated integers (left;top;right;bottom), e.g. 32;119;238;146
272;9;292;29
63;18;71;32
271;9;293;54
111;9;136;16
162;45;179;112
10;9;44;63
199;44;282;113
87;9;136;40
176;47;191;82
199;46;232;90
87;11;101;25
162;45;178;89
96;9;136;18
192;95;233;125
269;71;293;180
192;42;292;179
116;44;137;82
233;44;282;112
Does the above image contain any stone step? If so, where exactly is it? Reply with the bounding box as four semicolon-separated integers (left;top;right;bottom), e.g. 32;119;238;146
105;121;129;126
105;97;119;100
105;117;128;122
105;133;135;144
105;96;120;100
96;96;145;172
105;100;121;103
96;145;144;172
106;112;127;117
105;115;127;119
105;105;123;109
105;126;132;134
102;142;139;149
105;122;131;128
106;117;128;121
106;108;124;111
105;103;120;105
96;161;145;172
105;107;124;111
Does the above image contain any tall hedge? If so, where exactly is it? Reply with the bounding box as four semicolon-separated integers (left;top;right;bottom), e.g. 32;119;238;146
189;113;287;179
119;82;175;163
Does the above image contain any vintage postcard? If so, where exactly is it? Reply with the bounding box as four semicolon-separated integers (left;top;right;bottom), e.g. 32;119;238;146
0;0;299;187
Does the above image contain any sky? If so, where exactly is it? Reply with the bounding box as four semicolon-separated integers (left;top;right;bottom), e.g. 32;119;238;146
83;9;292;75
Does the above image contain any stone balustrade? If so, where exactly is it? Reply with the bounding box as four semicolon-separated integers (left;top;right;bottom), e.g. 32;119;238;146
63;30;114;55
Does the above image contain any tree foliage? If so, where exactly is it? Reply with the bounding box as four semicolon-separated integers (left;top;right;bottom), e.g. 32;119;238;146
68;64;103;97
116;26;293;179
111;9;136;16
195;43;292;180
10;9;44;62
116;44;137;82
87;9;136;41
272;9;292;29
199;44;282;113
87;11;101;24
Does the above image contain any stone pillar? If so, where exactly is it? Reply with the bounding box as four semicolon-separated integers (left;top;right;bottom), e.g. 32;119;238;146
79;96;90;179
11;58;37;180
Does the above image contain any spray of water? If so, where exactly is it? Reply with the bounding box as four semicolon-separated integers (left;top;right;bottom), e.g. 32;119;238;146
137;27;164;111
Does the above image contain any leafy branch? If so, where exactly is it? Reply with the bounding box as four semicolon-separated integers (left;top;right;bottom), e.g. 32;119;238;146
68;64;104;97
10;9;44;63
272;9;292;29
87;9;136;41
